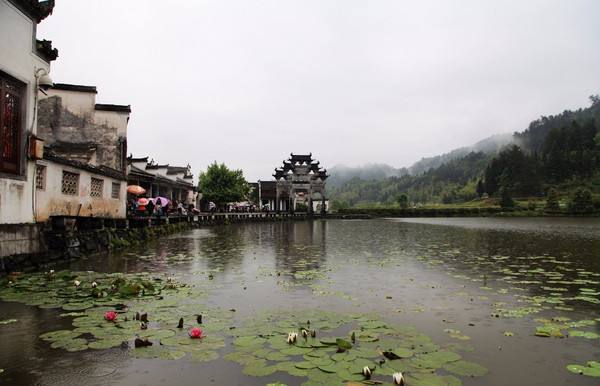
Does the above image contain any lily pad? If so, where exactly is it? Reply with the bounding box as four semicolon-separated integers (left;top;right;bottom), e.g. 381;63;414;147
443;360;488;377
566;361;600;377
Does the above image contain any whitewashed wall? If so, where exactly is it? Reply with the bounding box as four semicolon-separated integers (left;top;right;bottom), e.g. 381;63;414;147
35;160;127;222
0;0;51;224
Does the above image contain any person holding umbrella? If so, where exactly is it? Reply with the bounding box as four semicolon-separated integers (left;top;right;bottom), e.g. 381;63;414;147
137;197;149;216
146;198;155;216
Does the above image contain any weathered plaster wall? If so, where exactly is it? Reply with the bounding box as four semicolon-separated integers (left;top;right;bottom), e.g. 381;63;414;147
35;159;126;222
0;0;51;224
37;92;128;172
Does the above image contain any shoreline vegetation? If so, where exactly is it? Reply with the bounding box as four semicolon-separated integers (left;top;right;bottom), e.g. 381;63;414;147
334;197;600;218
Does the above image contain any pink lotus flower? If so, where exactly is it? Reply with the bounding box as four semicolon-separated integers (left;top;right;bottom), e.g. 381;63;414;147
189;327;203;339
104;311;118;322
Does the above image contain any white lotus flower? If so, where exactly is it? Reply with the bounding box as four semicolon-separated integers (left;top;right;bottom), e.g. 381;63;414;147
91;281;98;288
393;372;404;385
167;276;173;283
301;329;309;338
362;366;371;378
287;332;298;344
74;280;81;287
49;269;55;274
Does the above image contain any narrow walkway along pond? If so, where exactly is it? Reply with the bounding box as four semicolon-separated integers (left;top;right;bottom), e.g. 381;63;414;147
0;218;599;385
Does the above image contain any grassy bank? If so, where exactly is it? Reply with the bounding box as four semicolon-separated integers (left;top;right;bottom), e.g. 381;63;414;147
336;198;600;217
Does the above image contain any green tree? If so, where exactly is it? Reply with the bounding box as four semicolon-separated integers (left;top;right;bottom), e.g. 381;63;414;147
545;187;560;211
499;186;514;208
198;162;249;207
476;179;485;198
397;193;409;209
568;188;594;214
331;200;350;211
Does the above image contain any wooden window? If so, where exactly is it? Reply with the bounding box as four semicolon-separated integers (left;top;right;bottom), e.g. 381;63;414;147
0;73;24;174
35;164;46;190
90;177;104;198
111;182;120;199
61;170;79;195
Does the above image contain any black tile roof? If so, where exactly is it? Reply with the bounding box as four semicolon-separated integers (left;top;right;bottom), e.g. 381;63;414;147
95;104;131;113
52;83;97;94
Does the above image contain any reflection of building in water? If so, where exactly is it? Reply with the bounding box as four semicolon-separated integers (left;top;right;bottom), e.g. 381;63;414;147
198;225;247;271
253;153;329;213
272;220;328;276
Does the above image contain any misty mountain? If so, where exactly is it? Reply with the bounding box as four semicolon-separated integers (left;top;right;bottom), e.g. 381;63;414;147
329;95;600;207
327;164;408;189
327;133;513;189
407;133;513;175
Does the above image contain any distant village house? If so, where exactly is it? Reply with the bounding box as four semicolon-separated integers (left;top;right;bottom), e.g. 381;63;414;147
127;156;196;206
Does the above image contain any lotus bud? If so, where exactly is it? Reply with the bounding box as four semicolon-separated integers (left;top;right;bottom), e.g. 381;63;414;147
393;372;404;385
74;280;81;287
91;281;98;288
363;366;372;379
134;337;152;348
177;318;184;329
311;330;316;338
301;329;309;338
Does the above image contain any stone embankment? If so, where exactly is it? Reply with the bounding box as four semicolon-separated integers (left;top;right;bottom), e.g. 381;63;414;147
0;212;310;275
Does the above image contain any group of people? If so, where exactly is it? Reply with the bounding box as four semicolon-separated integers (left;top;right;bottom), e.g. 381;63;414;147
128;197;198;217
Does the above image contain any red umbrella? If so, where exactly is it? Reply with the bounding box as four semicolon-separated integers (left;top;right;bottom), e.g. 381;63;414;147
137;198;149;206
127;185;146;195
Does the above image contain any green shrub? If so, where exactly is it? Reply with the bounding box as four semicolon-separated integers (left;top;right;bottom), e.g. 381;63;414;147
568;188;594;214
545;188;560;211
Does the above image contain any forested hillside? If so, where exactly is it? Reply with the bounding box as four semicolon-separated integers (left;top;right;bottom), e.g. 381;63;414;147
327;164;408;189
408;133;513;175
329;96;600;208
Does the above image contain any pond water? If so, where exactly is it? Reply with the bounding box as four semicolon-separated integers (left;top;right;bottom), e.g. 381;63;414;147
1;218;599;386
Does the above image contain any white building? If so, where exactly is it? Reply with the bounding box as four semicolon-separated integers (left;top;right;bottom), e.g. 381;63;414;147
1;1;132;263
0;0;57;260
35;84;131;221
0;0;56;225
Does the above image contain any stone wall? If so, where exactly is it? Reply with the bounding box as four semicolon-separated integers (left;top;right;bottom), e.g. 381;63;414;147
0;222;193;274
0;223;45;257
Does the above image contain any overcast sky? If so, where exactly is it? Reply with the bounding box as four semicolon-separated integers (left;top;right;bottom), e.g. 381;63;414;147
38;0;600;181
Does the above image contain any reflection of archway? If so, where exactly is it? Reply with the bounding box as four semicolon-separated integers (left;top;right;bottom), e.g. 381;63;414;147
272;220;328;279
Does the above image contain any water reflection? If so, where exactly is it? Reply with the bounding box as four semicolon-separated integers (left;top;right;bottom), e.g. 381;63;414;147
1;218;599;386
273;221;328;275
